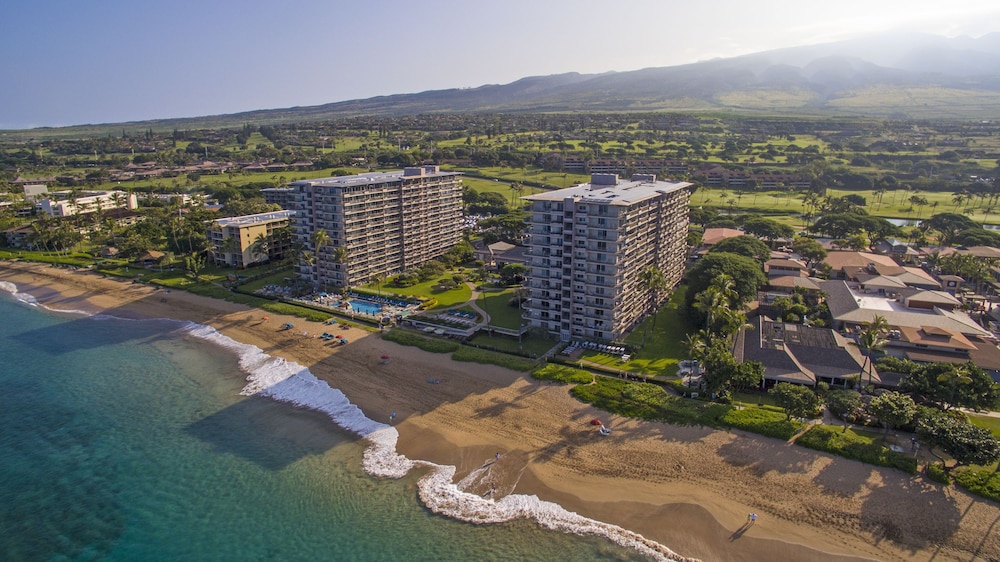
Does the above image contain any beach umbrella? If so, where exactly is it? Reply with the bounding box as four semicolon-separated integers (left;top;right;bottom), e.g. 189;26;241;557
590;419;603;426
381;355;390;360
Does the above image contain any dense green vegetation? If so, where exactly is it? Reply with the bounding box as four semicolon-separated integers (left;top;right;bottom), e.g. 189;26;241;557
796;425;918;474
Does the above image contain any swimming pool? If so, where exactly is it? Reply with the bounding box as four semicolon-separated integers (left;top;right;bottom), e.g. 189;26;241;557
349;299;383;315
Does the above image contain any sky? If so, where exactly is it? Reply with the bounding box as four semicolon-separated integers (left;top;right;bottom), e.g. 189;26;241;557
2;0;999;130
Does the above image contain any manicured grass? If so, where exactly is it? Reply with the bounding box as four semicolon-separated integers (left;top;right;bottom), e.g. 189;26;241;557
378;274;472;308
466;332;555;357
796;425;918;474
531;364;594;385
477;288;523;329
968;413;1000;439
694;184;1000;228
732;390;780;408
622;287;691;376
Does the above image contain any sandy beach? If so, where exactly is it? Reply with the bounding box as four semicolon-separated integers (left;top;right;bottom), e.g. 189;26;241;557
2;261;998;562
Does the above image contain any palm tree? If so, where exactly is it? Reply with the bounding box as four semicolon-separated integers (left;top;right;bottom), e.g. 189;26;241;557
310;229;332;288
694;286;728;332
638;265;667;346
250;232;270;265
683;331;709;361
937;366;973;410
952;192;966;210
332;245;349;289
858;315;889;388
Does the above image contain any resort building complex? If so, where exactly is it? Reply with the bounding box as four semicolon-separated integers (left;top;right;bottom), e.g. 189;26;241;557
287;166;463;288
38;189;138;217
522;173;692;342
206;210;294;268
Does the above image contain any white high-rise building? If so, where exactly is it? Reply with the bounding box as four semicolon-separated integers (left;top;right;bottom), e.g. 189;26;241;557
523;174;691;342
288;166;463;289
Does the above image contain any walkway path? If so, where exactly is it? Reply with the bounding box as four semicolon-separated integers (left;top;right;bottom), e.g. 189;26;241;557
464;282;491;328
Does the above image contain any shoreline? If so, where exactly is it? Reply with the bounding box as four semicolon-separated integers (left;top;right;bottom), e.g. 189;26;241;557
2;261;996;561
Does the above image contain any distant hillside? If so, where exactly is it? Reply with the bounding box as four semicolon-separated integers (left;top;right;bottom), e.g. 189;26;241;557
9;31;1000;137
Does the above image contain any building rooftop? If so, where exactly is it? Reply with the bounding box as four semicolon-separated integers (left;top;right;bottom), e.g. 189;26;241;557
701;228;745;246
289;166;460;189
213;210;294;228
821;280;991;336
523;174;690;206
824;251;898;271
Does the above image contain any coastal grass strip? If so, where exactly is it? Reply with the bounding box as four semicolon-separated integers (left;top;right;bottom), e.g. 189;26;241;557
574;375;918;473
452;347;538;372
952;468;1000;503
381;330;460;354
796;425;918;474
531;364;594;385
565;376;801;439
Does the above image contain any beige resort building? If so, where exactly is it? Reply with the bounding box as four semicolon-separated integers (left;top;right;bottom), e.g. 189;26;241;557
522;173;691;342
206;210;294;268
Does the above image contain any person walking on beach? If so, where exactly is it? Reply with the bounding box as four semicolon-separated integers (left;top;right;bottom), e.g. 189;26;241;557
750;513;757;524
390;411;396;422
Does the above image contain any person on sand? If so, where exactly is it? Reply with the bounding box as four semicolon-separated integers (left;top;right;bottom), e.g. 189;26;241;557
750;513;757;524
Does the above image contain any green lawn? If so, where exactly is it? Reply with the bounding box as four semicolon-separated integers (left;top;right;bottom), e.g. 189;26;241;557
968;413;1000;439
477;287;522;329
373;274;472;309
621;287;691;376
467;332;555;357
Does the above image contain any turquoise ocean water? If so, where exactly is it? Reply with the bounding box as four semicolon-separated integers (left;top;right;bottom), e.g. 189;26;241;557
0;284;661;561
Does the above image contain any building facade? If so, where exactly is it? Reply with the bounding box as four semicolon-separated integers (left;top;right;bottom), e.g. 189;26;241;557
39;190;138;217
522;173;691;342
287;166;463;288
206;210;294;268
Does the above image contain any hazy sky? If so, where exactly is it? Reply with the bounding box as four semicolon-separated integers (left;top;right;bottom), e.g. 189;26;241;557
2;0;998;129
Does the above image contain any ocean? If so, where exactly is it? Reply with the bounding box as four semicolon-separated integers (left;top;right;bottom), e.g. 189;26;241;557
0;282;671;561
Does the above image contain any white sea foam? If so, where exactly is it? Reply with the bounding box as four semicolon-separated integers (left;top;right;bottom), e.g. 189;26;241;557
0;280;38;306
177;321;695;562
0;278;693;561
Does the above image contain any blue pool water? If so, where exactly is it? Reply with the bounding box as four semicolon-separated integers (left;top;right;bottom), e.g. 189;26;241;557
349;299;382;315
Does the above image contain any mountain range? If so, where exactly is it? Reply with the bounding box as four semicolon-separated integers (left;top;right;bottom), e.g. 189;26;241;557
21;32;1000;134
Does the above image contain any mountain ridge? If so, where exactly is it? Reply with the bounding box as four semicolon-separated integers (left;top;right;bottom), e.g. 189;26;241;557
8;32;1000;135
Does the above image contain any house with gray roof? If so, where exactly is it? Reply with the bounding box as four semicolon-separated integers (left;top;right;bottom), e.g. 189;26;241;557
734;315;873;388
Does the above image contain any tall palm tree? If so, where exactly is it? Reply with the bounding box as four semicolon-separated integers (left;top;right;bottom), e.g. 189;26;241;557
638;265;667;346
937;365;973;410
858;314;889;388
332;245;349;290
694;286;728;332
310;229;332;288
250;232;270;264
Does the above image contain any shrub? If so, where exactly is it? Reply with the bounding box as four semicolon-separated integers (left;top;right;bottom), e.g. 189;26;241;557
452;347;536;371
953;468;1000;503
532;364;594;385
381;329;460;354
925;462;951;485
721;408;800;440
797;425;918;474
